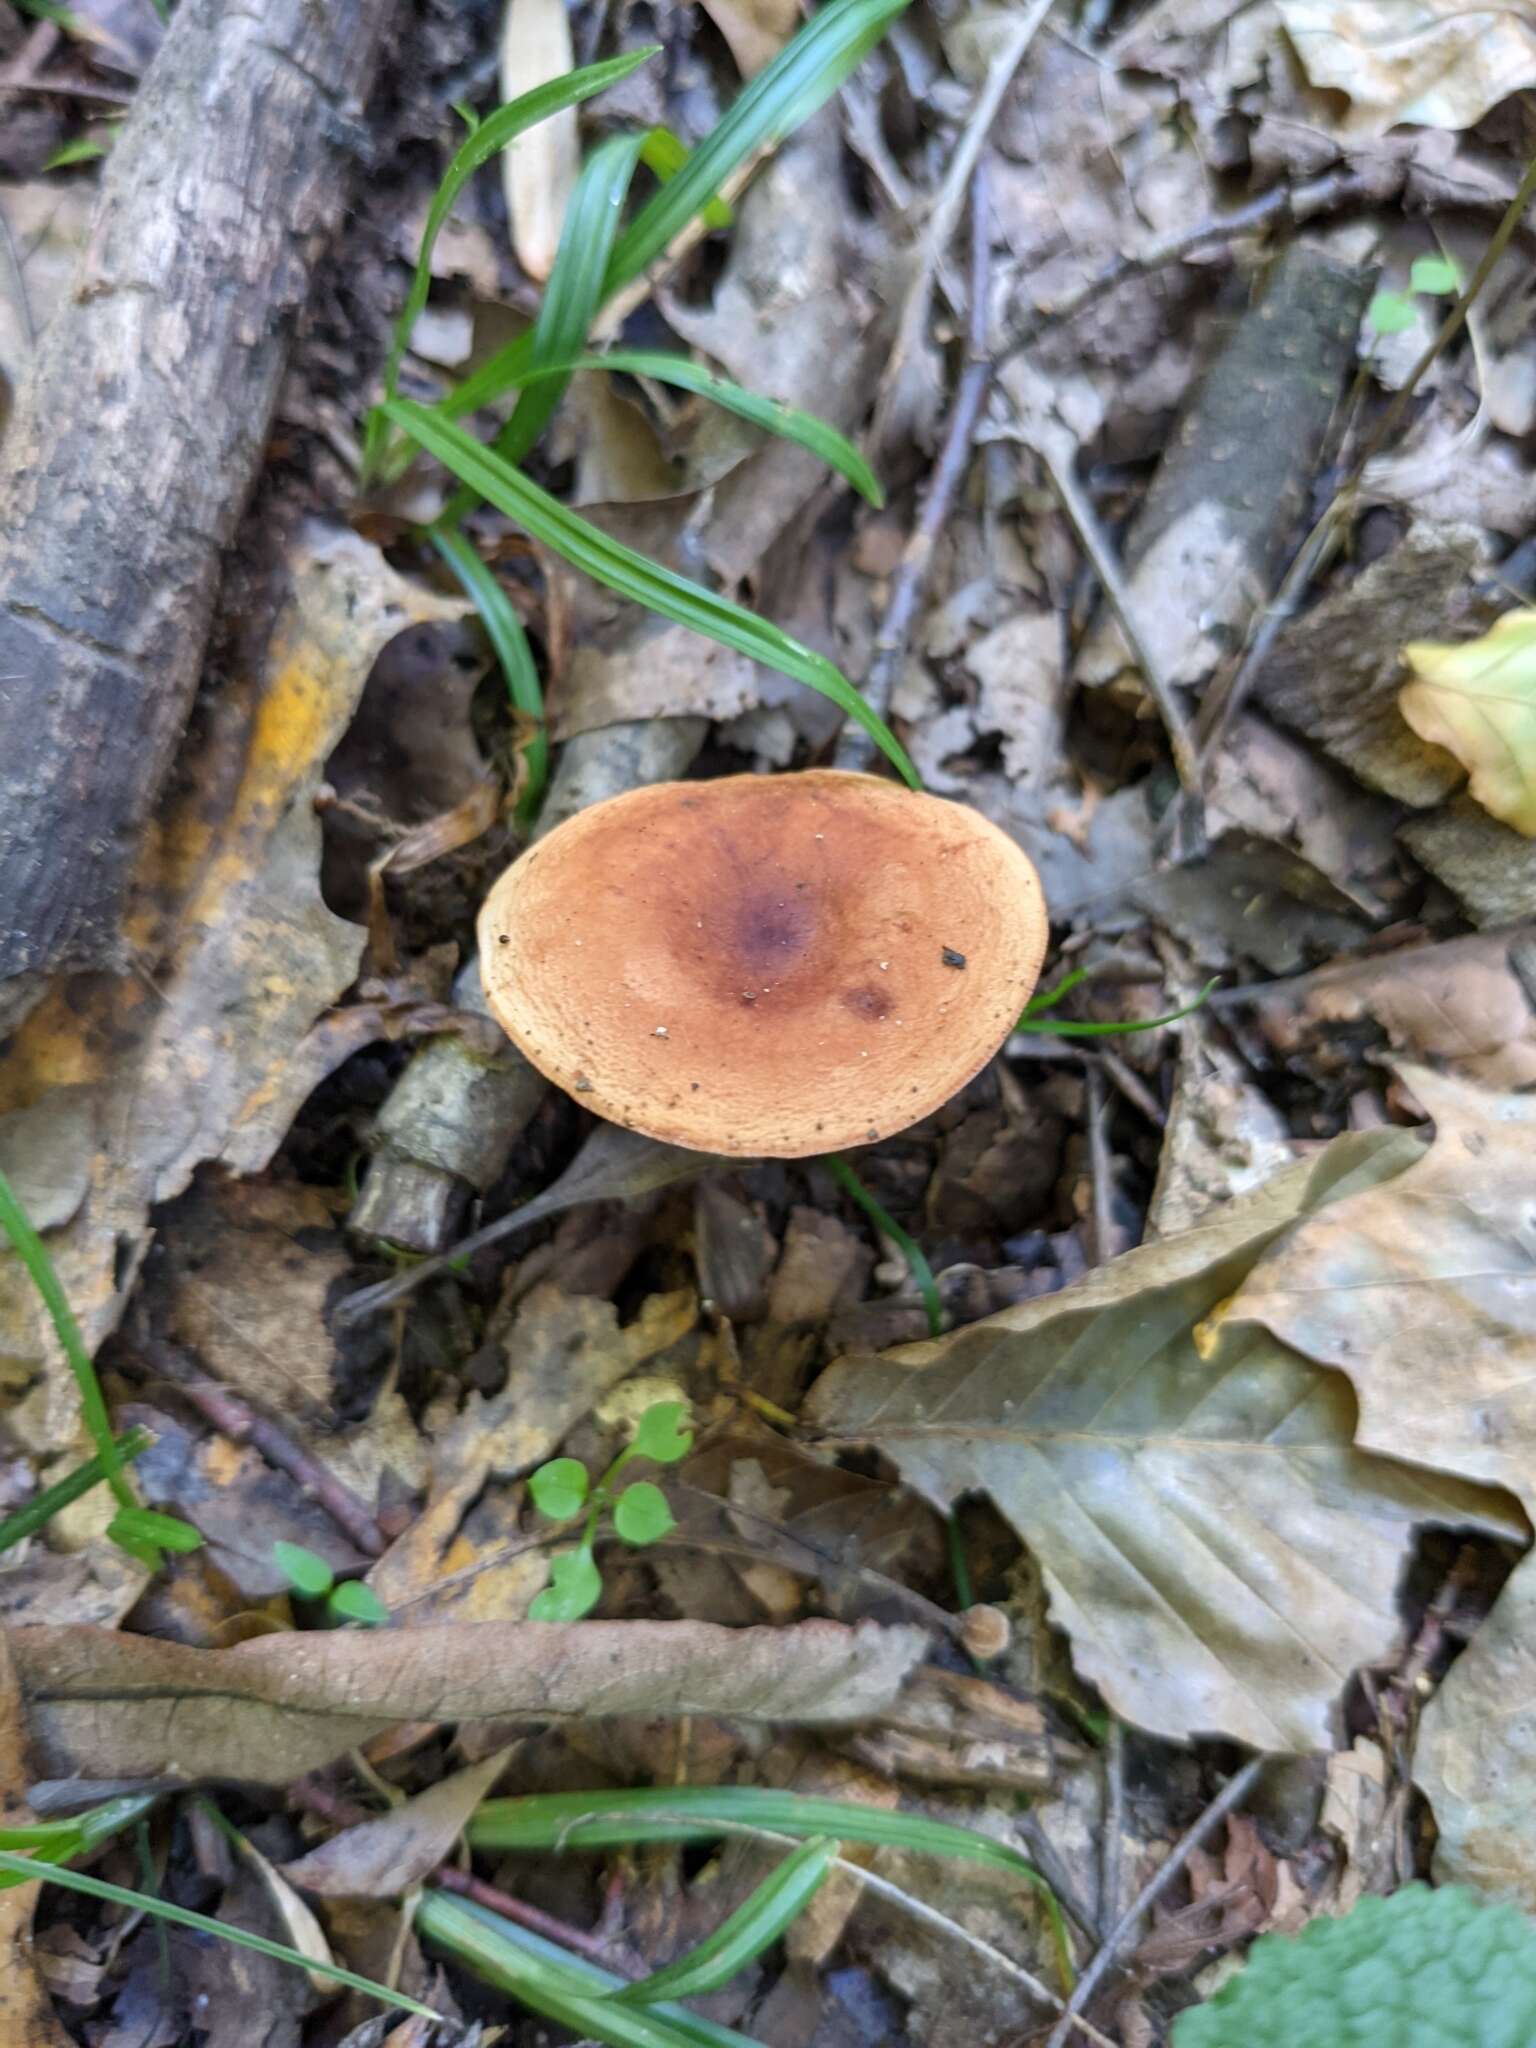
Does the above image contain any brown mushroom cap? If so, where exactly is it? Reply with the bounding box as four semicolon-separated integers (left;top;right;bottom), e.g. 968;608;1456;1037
478;770;1048;1158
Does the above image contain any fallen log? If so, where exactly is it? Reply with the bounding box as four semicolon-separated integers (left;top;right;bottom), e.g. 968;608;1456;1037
0;0;399;1028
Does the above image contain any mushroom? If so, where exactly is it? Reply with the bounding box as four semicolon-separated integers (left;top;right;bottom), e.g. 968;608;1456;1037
478;770;1048;1158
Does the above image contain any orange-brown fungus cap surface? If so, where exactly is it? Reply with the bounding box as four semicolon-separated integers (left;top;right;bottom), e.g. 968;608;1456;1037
478;771;1049;1158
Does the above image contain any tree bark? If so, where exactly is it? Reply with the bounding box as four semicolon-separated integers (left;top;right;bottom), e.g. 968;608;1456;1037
0;0;398;1026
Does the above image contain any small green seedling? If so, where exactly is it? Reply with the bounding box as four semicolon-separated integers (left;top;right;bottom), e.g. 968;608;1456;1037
1368;254;1463;338
527;1400;693;1621
272;1540;390;1627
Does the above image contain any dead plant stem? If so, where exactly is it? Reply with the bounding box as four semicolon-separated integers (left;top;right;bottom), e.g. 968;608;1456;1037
1044;1755;1265;2048
836;159;995;770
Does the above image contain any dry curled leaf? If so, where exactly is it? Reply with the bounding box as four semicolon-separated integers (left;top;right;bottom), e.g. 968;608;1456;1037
10;1617;930;1783
808;1131;1521;1752
499;0;578;282
283;1746;513;1897
1400;610;1536;838
1277;0;1536;138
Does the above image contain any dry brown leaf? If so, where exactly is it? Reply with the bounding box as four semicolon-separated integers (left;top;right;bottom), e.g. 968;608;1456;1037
1277;0;1536;138
1418;1551;1536;1905
283;1745;513;1897
1241;926;1536;1093
499;0;578;282
808;1131;1521;1751
1400;610;1536;838
10;1617;930;1783
0;1629;71;2047
1224;1069;1536;1896
0;526;465;1470
1233;1067;1536;1501
699;0;802;75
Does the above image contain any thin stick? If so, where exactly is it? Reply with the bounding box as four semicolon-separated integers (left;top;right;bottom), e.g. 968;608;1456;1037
997;168;1365;373
836;159;995;771
1044;1755;1264;2048
695;1818;1114;2048
1085;1065;1115;1269
1036;438;1201;797
871;0;1053;452
139;1336;384;1558
433;1864;629;1969
1099;1716;1126;1929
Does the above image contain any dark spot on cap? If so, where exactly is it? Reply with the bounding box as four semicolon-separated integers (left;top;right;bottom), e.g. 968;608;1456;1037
942;946;966;969
498;933;510;945
843;985;892;1022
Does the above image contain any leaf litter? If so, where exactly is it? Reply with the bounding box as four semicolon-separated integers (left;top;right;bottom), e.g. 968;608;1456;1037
9;0;1536;2041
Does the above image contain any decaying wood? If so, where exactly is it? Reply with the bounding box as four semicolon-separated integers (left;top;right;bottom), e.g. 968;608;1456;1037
0;0;398;1029
1073;244;1367;701
350;715;707;1250
10;1617;930;1784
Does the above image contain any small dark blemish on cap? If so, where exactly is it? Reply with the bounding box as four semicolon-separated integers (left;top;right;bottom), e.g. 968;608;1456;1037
497;933;510;945
942;946;967;969
573;1074;594;1093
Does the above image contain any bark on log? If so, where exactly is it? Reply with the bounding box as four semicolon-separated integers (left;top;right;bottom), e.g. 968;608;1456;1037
0;0;399;1027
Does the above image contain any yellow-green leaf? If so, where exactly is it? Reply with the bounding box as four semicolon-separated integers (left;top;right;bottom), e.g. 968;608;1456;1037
1400;609;1536;837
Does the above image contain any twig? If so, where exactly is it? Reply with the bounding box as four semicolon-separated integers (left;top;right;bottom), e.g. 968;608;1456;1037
835;159;995;771
290;1778;625;1967
997;168;1366;372
433;1864;630;1969
1085;1065;1115;1268
696;1817;1114;2048
870;0;1053;454
1035;437;1201;799
139;1335;384;1558
1044;1755;1265;2048
1100;1717;1126;1929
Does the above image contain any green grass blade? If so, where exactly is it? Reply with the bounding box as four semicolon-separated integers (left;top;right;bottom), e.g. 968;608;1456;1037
384;400;919;787
610;1837;835;2005
0;1165;132;1512
825;1155;941;1337
608;0;910;287
1021;980;1218;1037
468;1785;1052;1893
429;0;905;451
105;1506;202;1553
0;1426;152;1556
468;1785;1072;1990
430;522;548;823
417;1890;769;2048
0;1794;157;1889
0;1852;438;2018
497;129;650;468
518;351;883;505
366;47;658;472
1019;968;1093;1020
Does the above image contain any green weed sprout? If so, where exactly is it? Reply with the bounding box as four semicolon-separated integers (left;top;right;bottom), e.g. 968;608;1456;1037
272;1540;391;1626
528;1399;694;1621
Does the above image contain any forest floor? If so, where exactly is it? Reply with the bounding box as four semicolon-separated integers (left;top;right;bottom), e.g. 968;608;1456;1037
3;0;1536;2043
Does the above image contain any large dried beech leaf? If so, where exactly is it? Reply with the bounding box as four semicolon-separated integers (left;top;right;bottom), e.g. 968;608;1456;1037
1230;1069;1536;1893
807;1131;1521;1752
1235;1068;1536;1500
1278;0;1536;138
0;525;464;1462
1399;610;1536;838
11;1618;929;1784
